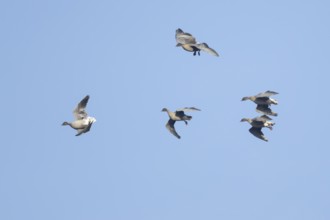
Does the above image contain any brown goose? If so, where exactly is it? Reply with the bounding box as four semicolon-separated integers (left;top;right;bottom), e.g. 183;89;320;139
241;115;275;142
62;95;96;136
162;107;201;139
242;91;278;116
175;28;219;57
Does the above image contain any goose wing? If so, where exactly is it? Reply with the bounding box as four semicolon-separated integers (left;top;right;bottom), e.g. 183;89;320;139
175;28;196;45
256;105;278;116
195;43;219;56
166;119;181;139
73;95;89;120
256;91;278;97
259;115;273;121
249;127;268;142
176;107;201;112
253;114;273;122
175;107;200;120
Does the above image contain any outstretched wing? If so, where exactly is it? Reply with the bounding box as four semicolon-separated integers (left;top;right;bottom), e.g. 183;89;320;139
176;107;201;112
73;95;89;120
256;91;278;98
166;119;181;139
249;127;268;142
175;28;196;45
254;114;273;122
196;43;219;56
256;105;278;116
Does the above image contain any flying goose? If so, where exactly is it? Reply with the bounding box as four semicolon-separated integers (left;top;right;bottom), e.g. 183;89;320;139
241;115;275;142
162;107;201;139
62;95;96;136
175;28;219;57
241;91;278;116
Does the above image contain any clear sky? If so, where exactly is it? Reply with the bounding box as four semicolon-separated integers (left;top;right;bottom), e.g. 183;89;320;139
1;0;330;219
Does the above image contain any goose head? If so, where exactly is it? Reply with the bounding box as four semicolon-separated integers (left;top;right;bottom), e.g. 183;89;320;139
240;118;251;123
241;96;251;101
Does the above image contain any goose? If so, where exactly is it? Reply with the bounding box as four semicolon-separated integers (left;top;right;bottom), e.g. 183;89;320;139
162;107;201;139
241;115;275;142
241;91;278;116
62;95;96;136
175;28;219;57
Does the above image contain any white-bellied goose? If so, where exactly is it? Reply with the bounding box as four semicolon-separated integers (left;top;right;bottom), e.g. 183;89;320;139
242;91;278;116
162;107;201;139
241;115;275;142
62;95;96;136
175;28;219;57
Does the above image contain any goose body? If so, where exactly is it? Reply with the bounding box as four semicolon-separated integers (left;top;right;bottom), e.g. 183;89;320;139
62;95;96;136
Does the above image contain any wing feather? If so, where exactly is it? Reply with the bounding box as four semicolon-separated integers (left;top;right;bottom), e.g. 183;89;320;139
73;95;89;120
166;119;181;139
196;43;219;56
249;127;268;142
175;28;197;45
176;107;201;112
256;105;278;116
256;91;278;98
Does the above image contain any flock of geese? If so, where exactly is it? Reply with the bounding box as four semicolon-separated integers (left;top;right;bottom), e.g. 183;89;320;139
62;28;279;142
241;91;279;142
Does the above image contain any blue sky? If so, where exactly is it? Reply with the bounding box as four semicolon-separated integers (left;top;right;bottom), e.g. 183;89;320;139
1;0;330;219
